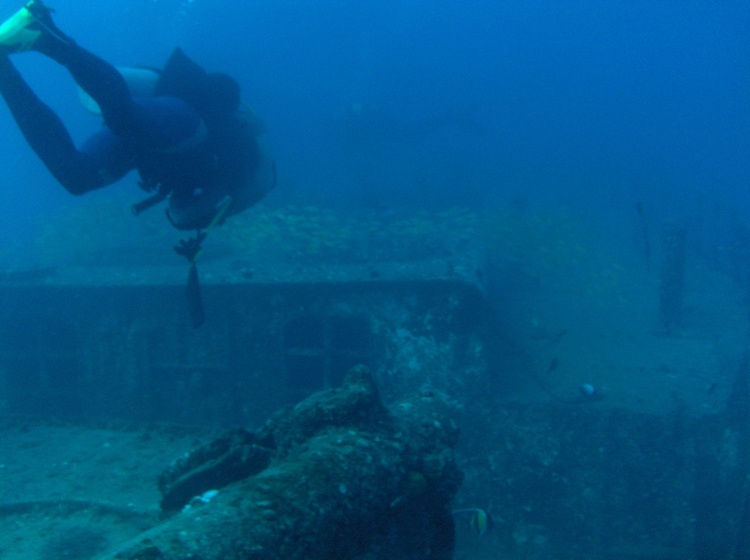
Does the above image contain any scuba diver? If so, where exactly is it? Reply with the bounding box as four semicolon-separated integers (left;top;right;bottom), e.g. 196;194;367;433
0;0;276;251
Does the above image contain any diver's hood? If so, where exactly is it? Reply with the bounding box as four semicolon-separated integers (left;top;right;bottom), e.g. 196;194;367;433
78;67;161;115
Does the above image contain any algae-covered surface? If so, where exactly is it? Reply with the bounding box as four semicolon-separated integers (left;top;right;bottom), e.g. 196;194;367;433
0;367;462;560
0;418;214;560
0;200;747;559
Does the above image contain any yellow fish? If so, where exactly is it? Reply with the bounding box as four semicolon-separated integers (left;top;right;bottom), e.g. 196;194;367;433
452;508;494;537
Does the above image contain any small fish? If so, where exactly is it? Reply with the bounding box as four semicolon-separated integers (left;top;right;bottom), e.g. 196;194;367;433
579;383;604;401
452;508;494;537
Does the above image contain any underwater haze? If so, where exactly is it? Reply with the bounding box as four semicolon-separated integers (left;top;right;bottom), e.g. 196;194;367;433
1;2;750;560
0;0;746;248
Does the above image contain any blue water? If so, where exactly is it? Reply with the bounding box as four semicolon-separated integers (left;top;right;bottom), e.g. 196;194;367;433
0;0;746;250
0;4;748;558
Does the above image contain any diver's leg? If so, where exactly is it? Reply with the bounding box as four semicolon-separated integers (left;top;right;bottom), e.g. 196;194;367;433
1;1;204;150
32;28;141;138
0;1;138;138
0;56;133;194
37;34;204;152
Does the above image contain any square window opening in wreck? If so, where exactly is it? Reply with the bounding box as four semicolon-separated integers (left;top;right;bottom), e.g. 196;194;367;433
283;314;372;397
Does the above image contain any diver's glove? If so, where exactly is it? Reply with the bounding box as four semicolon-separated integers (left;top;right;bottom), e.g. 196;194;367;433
174;231;207;262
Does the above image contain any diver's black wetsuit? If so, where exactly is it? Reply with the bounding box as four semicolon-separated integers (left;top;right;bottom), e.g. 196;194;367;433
0;19;275;230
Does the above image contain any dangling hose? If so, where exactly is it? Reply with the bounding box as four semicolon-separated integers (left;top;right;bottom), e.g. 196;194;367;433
174;197;234;328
